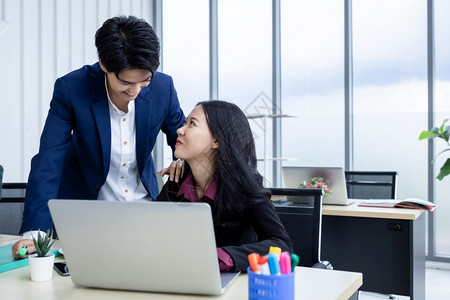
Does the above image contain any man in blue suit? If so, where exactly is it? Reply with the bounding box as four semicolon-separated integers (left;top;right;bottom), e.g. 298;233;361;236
12;16;185;258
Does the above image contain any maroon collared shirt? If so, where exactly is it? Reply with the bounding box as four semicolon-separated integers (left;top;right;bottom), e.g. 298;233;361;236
176;172;234;271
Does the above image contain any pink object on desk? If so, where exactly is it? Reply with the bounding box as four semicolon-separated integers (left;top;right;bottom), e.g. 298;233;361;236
280;251;292;274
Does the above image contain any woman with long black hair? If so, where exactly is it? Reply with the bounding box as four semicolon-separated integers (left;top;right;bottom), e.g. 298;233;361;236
157;100;292;272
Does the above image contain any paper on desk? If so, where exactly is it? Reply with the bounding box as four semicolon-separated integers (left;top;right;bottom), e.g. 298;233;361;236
0;244;61;273
359;198;438;212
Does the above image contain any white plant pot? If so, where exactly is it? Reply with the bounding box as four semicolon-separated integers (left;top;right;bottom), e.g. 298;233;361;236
28;253;55;282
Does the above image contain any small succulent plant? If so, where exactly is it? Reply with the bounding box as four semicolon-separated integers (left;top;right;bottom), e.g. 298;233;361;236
32;229;55;257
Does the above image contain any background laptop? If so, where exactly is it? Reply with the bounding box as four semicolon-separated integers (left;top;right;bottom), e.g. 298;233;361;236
48;200;240;295
282;166;353;206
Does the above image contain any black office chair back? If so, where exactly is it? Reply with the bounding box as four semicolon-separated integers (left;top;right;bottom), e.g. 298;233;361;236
0;182;27;235
270;188;322;268
345;171;397;199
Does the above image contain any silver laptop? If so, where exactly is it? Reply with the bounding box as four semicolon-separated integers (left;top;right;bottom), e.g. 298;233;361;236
282;166;353;206
48;200;240;295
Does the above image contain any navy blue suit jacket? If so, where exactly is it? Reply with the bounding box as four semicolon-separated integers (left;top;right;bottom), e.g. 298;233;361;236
20;63;185;233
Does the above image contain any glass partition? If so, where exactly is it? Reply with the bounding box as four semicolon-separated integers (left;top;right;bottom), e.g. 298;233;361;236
218;0;272;184
281;0;345;177
434;0;450;256
162;0;209;167
353;0;428;201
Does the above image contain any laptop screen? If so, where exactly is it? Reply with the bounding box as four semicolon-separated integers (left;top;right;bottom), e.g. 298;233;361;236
282;166;351;205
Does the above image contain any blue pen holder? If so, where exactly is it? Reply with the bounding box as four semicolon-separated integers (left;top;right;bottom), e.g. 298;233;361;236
247;267;295;300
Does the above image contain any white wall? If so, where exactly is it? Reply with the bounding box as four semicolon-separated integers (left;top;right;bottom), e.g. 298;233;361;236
0;0;155;182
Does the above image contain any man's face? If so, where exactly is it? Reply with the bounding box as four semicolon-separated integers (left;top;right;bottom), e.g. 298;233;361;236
100;62;152;109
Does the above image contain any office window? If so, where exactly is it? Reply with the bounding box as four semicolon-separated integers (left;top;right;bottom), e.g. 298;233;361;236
281;0;345;174
218;0;272;184
352;0;428;200
162;0;209;167
434;0;450;256
159;0;450;262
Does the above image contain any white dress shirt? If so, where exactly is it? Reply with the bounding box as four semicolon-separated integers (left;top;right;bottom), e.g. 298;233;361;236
97;78;151;202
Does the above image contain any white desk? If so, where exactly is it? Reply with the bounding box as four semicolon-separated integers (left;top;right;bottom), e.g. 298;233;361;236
322;200;425;299
1;234;362;300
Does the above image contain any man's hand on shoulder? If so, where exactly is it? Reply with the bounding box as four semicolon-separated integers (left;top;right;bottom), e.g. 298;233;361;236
160;159;184;183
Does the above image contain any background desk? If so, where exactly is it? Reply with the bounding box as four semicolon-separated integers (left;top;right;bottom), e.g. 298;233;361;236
322;200;425;299
1;234;362;300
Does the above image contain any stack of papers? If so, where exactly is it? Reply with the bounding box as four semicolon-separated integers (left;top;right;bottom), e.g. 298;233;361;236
358;198;438;212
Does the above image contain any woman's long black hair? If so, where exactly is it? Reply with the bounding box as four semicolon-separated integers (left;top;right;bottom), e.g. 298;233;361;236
197;100;270;226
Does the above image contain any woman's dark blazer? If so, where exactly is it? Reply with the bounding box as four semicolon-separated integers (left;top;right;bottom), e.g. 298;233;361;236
156;176;293;272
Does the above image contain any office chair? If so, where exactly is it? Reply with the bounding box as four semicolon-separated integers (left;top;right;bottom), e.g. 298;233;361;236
0;182;27;235
271;188;332;269
345;171;398;199
344;172;401;300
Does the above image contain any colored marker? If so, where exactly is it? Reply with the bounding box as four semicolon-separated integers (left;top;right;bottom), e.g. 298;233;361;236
279;251;292;274
248;253;261;274
269;246;281;259
257;256;270;275
267;252;281;275
290;253;299;270
18;245;27;256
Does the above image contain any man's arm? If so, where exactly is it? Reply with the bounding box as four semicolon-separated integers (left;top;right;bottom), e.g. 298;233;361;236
20;78;74;233
159;75;186;182
160;75;185;153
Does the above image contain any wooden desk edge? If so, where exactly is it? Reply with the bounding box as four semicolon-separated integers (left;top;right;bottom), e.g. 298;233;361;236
295;267;363;300
339;272;363;300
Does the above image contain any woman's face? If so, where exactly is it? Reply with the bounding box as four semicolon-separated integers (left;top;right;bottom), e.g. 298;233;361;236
175;105;218;165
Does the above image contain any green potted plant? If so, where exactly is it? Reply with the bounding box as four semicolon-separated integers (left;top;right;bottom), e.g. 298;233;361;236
28;229;56;281
419;118;450;180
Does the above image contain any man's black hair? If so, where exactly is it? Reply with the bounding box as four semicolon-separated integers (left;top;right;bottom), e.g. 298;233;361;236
95;15;160;78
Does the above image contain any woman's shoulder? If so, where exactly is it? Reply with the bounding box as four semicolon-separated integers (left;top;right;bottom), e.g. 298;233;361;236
156;180;179;201
156;172;190;202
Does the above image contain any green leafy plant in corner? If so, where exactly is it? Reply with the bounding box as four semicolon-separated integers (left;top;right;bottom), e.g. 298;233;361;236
419;118;450;181
32;229;55;257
